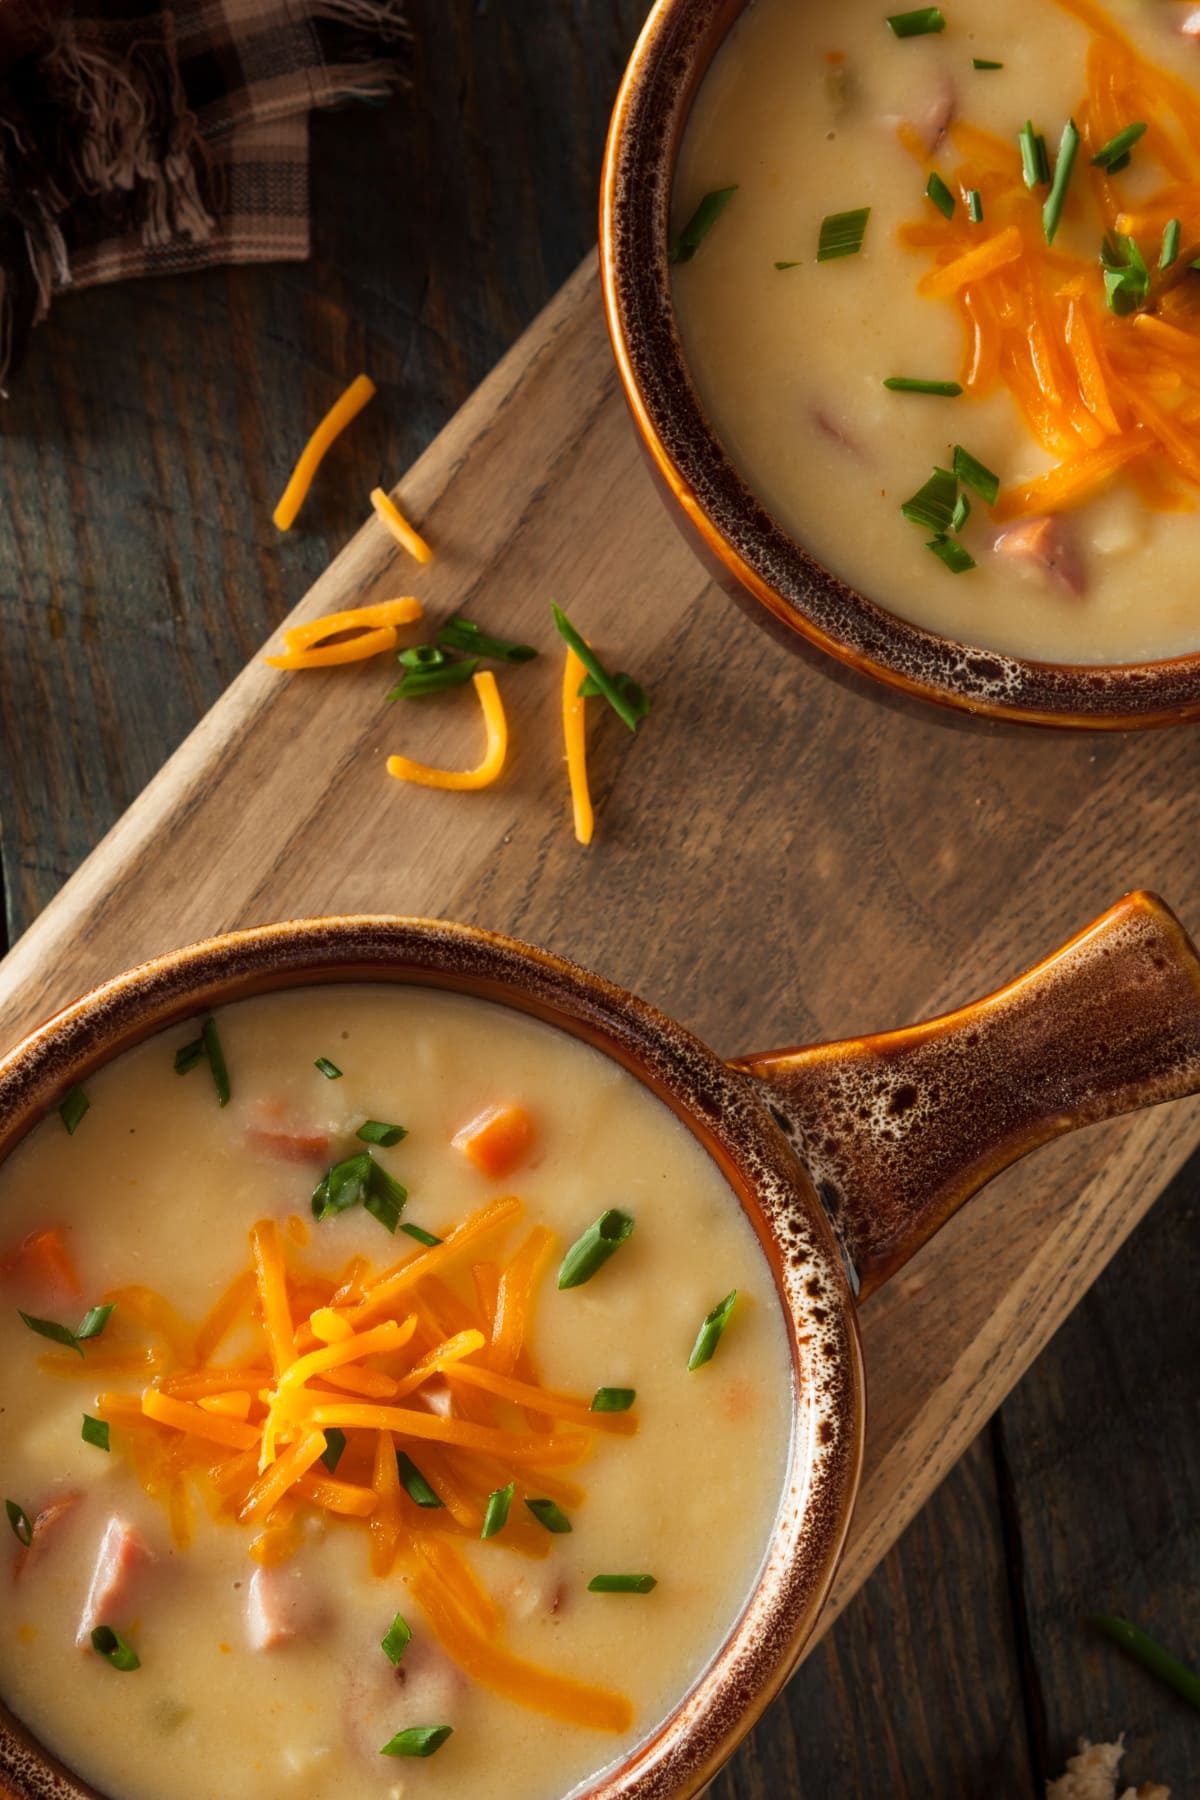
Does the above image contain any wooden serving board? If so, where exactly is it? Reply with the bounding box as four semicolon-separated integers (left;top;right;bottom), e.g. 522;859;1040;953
3;256;1200;1646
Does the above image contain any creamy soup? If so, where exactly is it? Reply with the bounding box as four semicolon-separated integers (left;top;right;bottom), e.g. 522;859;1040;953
673;0;1200;664
0;988;792;1800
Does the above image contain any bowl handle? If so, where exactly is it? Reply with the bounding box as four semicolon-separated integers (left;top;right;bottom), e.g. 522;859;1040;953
729;891;1200;1301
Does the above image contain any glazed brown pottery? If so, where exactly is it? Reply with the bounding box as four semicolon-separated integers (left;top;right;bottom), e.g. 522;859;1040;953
2;892;1200;1800
599;0;1200;729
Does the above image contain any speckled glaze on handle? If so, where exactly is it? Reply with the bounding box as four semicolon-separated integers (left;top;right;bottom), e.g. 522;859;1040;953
732;891;1200;1300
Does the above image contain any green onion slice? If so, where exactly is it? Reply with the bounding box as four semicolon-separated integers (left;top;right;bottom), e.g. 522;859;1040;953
386;658;479;701
312;1151;372;1220
972;57;1003;69
577;670;651;723
381;1612;412;1665
950;492;971;533
321;1428;346;1474
953;444;1000;504
774;260;801;270
551;604;646;733
480;1480;515;1540
525;1496;573;1534
356;1120;408;1147
91;1626;141;1671
437;615;538;663
1101;232;1150;316
173;1038;205;1075
82;1414;110;1452
557;1209;635;1290
5;1500;32;1546
400;1221;443;1247
363;1164;408;1235
19;1302;113;1357
1043;118;1080;245
927;534;977;573
1091;121;1147;173
688;1290;738;1369
1092;1615;1200;1712
78;1304;115;1341
588;1574;657;1594
816;206;871;262
883;377;963;396
1160;218;1181;271
967;189;984;224
396;1451;444;1509
1019;121;1050;188
59;1087;89;1135
314;1057;343;1080
397;644;447;670
900;465;957;533
886;7;945;36
381;1726;453;1759
201;1018;230;1108
668;185;738;264
590;1387;636;1413
926;172;955;220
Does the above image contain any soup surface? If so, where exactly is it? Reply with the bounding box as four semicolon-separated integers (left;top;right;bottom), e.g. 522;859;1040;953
673;0;1200;664
0;988;793;1800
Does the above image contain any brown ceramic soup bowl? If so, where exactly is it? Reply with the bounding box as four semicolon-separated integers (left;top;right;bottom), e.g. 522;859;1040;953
600;0;1200;729
2;892;1200;1800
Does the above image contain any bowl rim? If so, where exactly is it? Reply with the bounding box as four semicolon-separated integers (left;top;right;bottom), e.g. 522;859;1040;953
0;915;865;1800
599;0;1200;729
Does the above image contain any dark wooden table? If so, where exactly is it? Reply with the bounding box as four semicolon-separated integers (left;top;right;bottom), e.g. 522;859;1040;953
0;5;1195;1795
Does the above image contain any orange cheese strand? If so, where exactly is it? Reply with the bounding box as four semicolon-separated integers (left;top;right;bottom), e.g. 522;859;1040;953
293;1471;379;1517
415;1535;502;1633
445;1362;638;1436
141;1388;260;1451
561;643;595;845
273;373;376;531
347;1194;524;1328
369;1429;404;1576
916;227;1023;300
250;1220;294;1378
390;1328;488;1400
490;1225;556;1377
387;670;508;791
301;1401;589;1467
238;1427;329;1524
265;625;399;671
265;597;424;670
370;485;433;563
992;432;1152;521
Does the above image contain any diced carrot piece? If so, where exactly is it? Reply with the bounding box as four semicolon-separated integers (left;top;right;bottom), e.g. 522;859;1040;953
0;1227;81;1302
452;1103;534;1180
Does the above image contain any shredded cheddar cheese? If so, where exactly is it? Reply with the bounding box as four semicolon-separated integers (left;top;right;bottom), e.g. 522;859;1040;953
273;374;376;532
370;484;434;563
264;597;424;671
561;643;595;845
387;669;508;790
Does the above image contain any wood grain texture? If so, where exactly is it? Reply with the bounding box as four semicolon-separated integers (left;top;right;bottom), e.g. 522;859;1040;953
0;4;1196;1793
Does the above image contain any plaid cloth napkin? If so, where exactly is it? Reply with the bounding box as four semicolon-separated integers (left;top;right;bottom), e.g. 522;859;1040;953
0;0;407;385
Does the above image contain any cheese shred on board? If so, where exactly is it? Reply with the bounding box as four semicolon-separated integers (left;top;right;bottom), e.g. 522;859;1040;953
560;643;594;846
387;670;508;790
370;486;434;564
264;598;424;670
273;374;376;532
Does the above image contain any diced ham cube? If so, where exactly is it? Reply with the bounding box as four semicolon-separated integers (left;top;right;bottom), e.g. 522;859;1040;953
12;1489;82;1583
245;1563;329;1650
77;1518;152;1648
994;516;1086;596
346;1637;463;1762
246;1128;331;1165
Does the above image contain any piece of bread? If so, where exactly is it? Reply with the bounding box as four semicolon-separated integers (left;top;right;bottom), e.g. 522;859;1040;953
1046;1736;1169;1800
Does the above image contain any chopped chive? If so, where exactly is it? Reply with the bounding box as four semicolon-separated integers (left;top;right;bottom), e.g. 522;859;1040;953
1092;1616;1200;1712
364;1164;408;1235
774;260;801;270
81;1414;110;1452
967;189;983;224
356;1119;408;1147
668;185;738;264
578;670;651;723
1019;121;1050;188
381;1613;412;1665
381;1726;453;1759
688;1290;738;1370
5;1500;32;1547
950;492;971;533
77;1304;114;1342
397;644;447;670
314;1057;343;1080
1091;121;1147;173
972;57;1003;69
588;1574;657;1594
386;658;479;701
886;7;945;36
900;465;957;533
59;1086;89;1135
91;1626;140;1672
1101;232;1150;315
953;444;1000;504
480;1481;515;1540
19;1311;84;1356
927;533;977;573
1043;118;1080;245
816;206;871;262
173;1039;204;1075
926;172;955;220
883;377;963;396
437;616;538;663
525;1497;573;1534
590;1387;636;1413
400;1221;443;1247
312;1150;372;1221
200;1018;230;1107
557;1209;635;1290
551;604;646;733
320;1428;346;1474
396;1451;444;1509
1160;218;1181;271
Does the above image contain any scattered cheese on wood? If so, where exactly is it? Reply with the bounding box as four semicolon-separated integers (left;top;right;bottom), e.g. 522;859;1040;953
370;485;433;563
560;643;594;845
387;669;508;790
273;374;376;532
264;598;423;670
